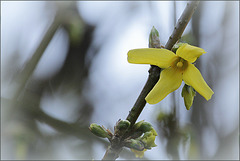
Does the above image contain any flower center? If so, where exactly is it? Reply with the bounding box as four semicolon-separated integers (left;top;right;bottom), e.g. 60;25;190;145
177;62;183;68
171;56;188;71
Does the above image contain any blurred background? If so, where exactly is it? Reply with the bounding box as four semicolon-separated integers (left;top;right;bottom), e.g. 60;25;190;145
1;1;239;160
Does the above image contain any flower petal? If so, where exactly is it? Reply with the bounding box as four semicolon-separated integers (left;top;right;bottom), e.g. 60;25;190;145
146;67;183;104
176;43;206;63
183;63;214;100
131;149;147;158
127;48;176;68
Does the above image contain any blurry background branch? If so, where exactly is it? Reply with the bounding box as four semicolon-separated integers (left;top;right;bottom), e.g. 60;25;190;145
2;1;139;159
2;97;106;144
2;1;98;159
12;16;61;100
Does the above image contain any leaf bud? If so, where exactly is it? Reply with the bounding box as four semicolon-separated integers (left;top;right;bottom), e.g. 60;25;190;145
149;26;161;48
89;123;110;138
132;120;145;131
124;139;145;151
130;131;144;139
181;84;196;110
114;119;131;136
116;120;131;130
133;121;153;133
138;122;153;133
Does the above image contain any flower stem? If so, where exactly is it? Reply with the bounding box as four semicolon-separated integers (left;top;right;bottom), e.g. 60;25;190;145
102;1;200;160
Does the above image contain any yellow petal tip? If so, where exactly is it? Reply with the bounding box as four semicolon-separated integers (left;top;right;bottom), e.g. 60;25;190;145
145;98;158;105
205;91;214;101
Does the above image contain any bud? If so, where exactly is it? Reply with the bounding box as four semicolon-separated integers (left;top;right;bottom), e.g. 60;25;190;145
138;122;153;133
131;121;156;139
114;119;131;136
133;120;152;132
140;131;157;149
150;128;158;136
89;123;110;138
149;26;161;48
132;120;145;131
124;139;145;151
181;84;196;110
130;131;144;139
116;120;131;130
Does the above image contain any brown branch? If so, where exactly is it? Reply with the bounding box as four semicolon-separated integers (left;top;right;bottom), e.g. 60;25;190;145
165;1;199;50
102;1;200;160
126;0;200;127
126;66;161;125
1;97;107;145
13;16;61;100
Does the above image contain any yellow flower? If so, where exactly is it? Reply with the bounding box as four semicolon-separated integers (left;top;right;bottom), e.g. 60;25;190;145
127;43;214;104
140;130;157;149
131;148;147;158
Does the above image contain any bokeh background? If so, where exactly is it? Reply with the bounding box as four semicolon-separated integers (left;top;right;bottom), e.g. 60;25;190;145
1;1;239;160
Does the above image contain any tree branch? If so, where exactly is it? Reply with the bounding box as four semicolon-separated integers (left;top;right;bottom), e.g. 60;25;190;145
2;97;107;145
13;16;61;100
102;1;200;160
126;0;200;127
165;1;199;50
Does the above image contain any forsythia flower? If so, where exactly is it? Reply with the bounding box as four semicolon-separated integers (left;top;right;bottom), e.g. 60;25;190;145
127;43;214;104
140;129;157;149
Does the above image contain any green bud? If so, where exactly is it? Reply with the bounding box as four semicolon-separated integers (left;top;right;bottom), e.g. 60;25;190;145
114;119;131;136
149;26;161;48
124;139;145;151
116;120;131;130
132;120;156;140
133;120;145;131
139;122;153;133
89;123;109;138
130;131;144;139
181;84;196;110
133;120;153;133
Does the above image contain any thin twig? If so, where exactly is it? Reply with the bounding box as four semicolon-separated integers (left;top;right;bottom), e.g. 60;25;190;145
13;16;61;100
102;1;200;160
165;1;199;50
